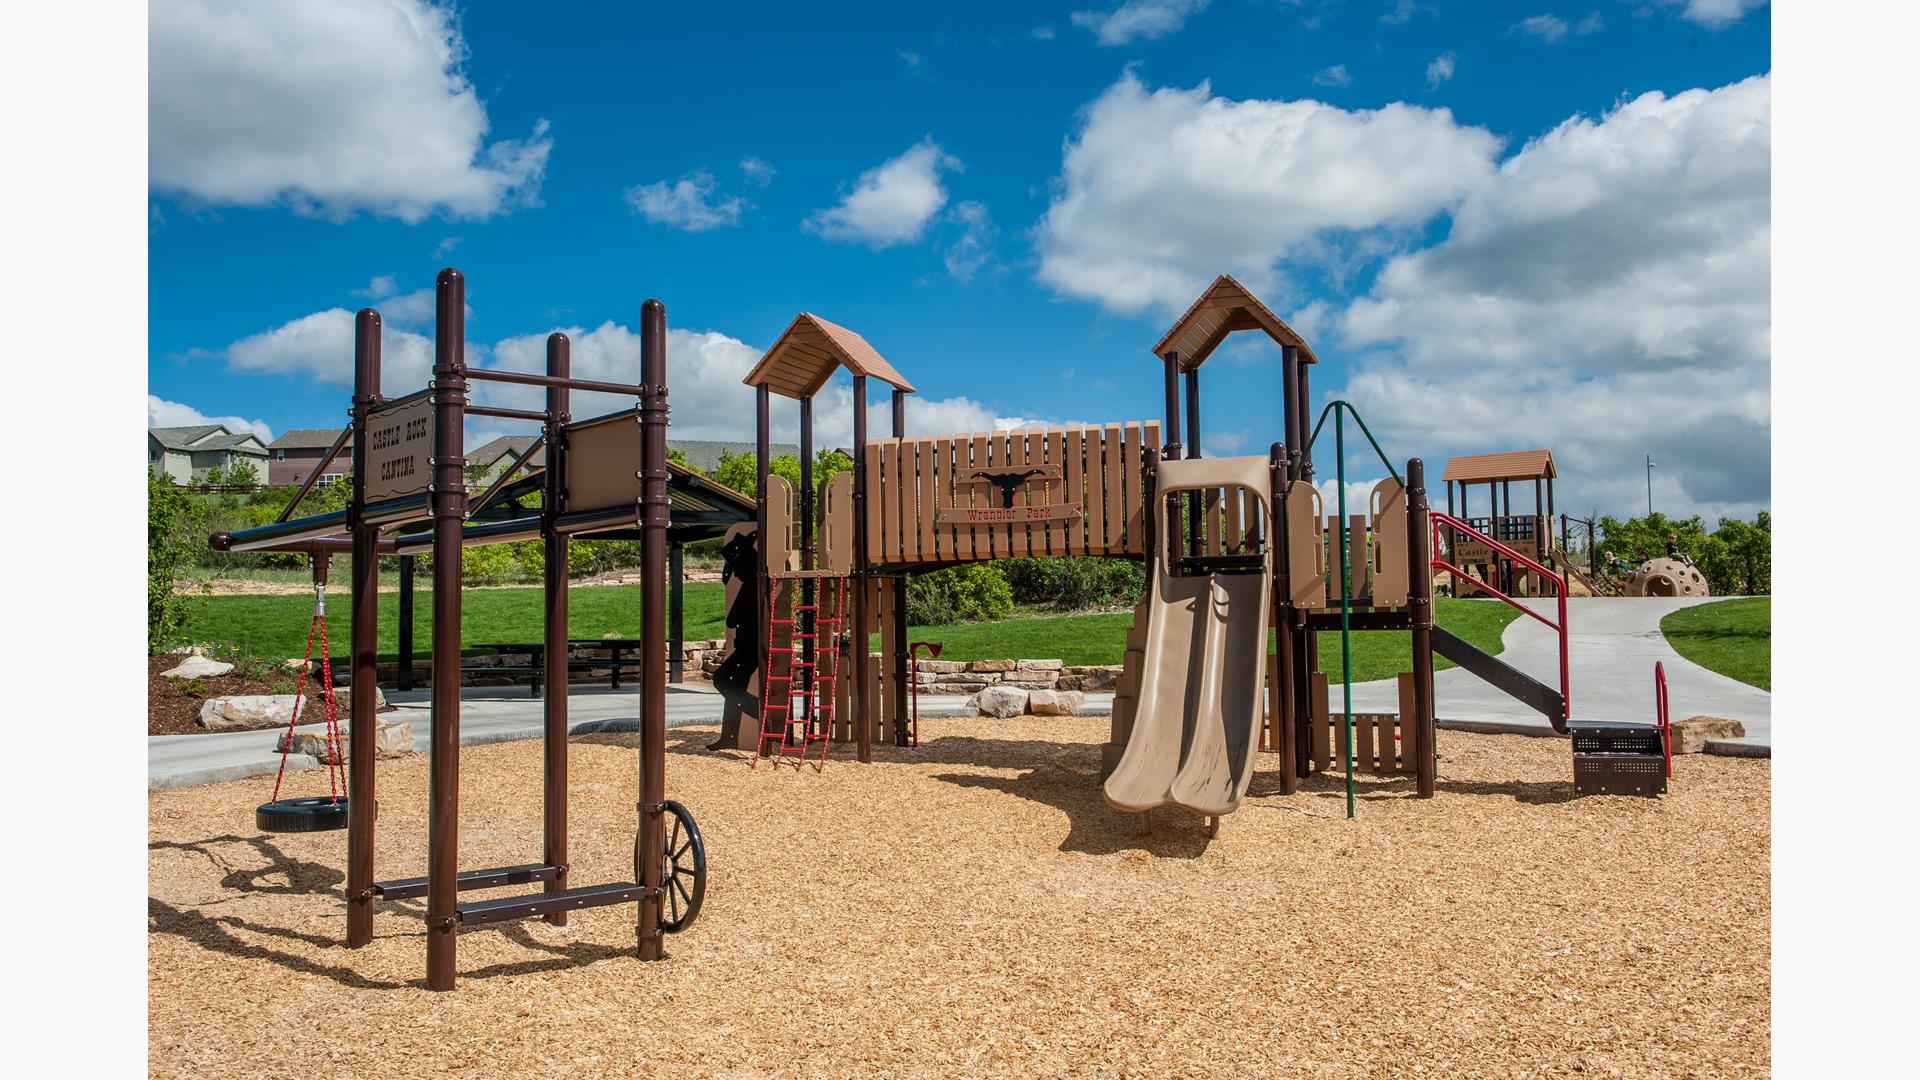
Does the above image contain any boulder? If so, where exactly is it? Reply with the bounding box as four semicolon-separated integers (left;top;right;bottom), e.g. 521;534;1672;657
967;659;1016;673
1671;715;1747;753
335;684;388;712
197;695;302;732
1064;665;1123;691
1002;674;1060;690
916;659;967;674
160;654;233;679
277;718;414;762
1028;689;1086;716
926;681;988;695
968;686;1030;718
1015;659;1064;671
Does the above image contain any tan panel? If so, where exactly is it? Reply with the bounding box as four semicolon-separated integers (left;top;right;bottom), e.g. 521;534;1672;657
766;474;797;574
819;471;853;574
560;408;642;514
1355;711;1375;774
1370;477;1409;609
1098;423;1122;553
888;438;911;563
1347;514;1368;601
1064;426;1087;556
864;442;883;568
866;578;883;745
1397;672;1416;774
878;579;899;743
1310;672;1330;773
1287;481;1326;609
1011;429;1034;557
1207;489;1225;556
918;436;937;560
1223;488;1241;556
1042;428;1063;555
932;434;952;561
1263;649;1279;753
970;432;991;560
1124;422;1143;551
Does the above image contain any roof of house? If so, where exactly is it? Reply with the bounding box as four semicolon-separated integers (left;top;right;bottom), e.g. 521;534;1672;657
1442;449;1558;484
1151;274;1320;370
270;428;352;450
149;425;228;450
468;435;542;469
743;313;916;398
150;425;268;454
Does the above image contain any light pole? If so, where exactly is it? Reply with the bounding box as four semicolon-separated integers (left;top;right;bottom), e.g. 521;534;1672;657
1645;453;1655;518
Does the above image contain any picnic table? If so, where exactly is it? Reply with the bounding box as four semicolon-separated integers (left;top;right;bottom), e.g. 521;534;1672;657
466;639;649;696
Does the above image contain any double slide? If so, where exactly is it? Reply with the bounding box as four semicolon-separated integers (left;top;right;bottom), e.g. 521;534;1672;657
1103;456;1273;826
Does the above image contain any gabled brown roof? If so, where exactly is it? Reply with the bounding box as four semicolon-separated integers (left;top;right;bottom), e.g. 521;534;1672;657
1151;274;1320;370
270;428;352;449
743;313;915;399
1442;449;1557;484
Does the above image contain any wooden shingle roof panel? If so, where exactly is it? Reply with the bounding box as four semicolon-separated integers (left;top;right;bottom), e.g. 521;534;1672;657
744;312;916;398
1151;274;1321;369
1441;449;1558;483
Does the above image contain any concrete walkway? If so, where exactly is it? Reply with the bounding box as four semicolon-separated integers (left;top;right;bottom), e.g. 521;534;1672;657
1343;596;1770;752
149;682;1116;790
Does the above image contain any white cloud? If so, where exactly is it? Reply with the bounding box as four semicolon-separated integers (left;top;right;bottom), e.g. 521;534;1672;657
1575;11;1605;34
804;139;960;248
625;171;747;232
433;236;462;259
1512;14;1570;42
1071;0;1210;46
1379;1;1435;25
1313;65;1352;88
224;308;437;390
148;396;275;443
943;201;999;282
1425;52;1456;90
149;0;551;223
1660;0;1768;29
1035;72;1500;313
740;157;777;186
355;275;397;300
1334;75;1772;518
1032;26;1058;41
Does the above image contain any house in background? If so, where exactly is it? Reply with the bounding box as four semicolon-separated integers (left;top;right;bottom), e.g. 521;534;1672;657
268;428;353;487
467;435;544;483
149;425;270;484
669;439;798;471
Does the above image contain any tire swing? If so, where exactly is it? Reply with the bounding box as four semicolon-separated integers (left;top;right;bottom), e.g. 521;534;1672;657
256;561;349;833
638;800;706;932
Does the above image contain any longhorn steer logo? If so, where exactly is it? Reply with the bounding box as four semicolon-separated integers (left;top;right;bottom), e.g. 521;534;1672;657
975;468;1045;508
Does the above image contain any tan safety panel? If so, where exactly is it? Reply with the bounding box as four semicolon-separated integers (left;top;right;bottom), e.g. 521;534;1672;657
1286;480;1326;610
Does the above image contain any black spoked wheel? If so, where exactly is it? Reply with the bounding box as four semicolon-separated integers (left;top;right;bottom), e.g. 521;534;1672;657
638;800;705;933
256;796;349;833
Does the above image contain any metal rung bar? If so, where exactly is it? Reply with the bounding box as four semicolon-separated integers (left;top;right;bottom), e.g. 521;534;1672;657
372;863;561;901
457;882;650;926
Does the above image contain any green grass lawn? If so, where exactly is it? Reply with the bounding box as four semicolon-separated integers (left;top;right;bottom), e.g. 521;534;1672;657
172;583;1518;687
1660;597;1771;690
173;583;726;660
893;597;1519;683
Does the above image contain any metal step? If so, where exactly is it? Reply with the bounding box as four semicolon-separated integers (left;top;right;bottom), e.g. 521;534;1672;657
372;863;562;902
457;881;648;926
1431;626;1566;732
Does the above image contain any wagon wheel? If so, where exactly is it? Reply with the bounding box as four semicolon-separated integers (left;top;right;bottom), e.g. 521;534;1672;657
637;800;706;933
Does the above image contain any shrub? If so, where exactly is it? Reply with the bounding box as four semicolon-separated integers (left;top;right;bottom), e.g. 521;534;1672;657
148;469;204;649
906;563;1013;625
1001;556;1144;611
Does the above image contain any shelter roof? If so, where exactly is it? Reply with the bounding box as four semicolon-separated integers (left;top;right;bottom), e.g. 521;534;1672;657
1151;274;1320;370
1442;449;1558;484
743;313;915;398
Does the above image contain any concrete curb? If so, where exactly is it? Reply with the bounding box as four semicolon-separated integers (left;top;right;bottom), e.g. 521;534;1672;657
1434;717;1769;757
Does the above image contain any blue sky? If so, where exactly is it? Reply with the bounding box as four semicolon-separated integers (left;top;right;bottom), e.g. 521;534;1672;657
148;0;1771;520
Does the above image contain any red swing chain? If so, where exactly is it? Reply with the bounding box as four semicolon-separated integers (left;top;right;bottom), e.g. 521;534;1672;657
269;597;346;802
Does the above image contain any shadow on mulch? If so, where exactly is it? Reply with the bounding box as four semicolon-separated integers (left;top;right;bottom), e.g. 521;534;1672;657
148;833;643;991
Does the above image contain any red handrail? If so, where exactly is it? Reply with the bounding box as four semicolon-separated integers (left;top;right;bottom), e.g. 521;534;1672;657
1655;661;1671;778
1428;510;1572;724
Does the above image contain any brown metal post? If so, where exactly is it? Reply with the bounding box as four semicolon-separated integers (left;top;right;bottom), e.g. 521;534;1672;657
637;299;670;960
1294;358;1316;756
798;393;814;742
1280;345;1301;479
426;268;468;991
1184;367;1202;559
850;376;872;762
1162;353;1183;556
1268;442;1297;794
542;332;571;922
396;555;415;691
1407;458;1437;799
746;383;771;754
346;307;380;949
890;389;910;746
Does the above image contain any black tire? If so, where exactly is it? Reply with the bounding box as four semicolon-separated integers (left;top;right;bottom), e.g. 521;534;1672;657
256;796;350;833
638;800;705;933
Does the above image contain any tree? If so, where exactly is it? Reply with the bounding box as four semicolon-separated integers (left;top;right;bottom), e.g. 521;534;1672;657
712;448;855;505
667;446;701;474
225;458;260;487
1598;510;1770;596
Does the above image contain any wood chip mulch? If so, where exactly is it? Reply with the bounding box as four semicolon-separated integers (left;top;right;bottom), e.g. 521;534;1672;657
148;718;1769;1078
148;654;321;736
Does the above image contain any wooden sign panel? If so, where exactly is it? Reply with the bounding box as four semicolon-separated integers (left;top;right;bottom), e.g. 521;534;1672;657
562;408;642;515
936;504;1083;526
363;390;433;503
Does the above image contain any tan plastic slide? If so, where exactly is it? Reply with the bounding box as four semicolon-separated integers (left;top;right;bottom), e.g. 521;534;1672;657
1102;456;1273;827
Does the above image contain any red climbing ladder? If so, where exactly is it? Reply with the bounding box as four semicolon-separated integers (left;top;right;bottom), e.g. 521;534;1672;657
754;576;849;771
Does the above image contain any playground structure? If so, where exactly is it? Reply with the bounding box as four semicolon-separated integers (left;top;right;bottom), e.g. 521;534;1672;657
209;269;705;991
1626;556;1712;597
711;274;1672;828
